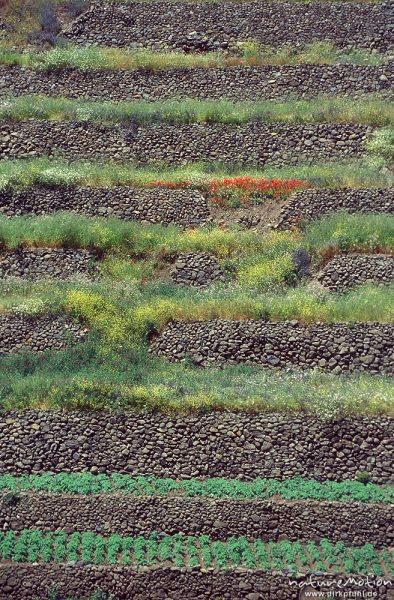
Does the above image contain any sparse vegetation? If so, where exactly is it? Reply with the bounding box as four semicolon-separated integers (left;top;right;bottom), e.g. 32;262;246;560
1;95;392;126
0;42;384;68
1;156;393;191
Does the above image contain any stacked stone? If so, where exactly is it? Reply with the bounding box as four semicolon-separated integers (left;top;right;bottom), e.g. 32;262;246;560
0;314;88;355
317;254;394;292
1;65;392;101
276;188;394;227
0;490;391;547
150;319;394;374
0;121;370;165
0;248;98;280
0;186;209;226
0;411;392;482
171;252;225;286
63;1;393;51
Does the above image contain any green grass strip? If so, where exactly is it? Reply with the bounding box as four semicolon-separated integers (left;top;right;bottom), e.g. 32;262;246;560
0;212;393;256
1;95;392;126
0;42;384;71
0;474;392;503
0;529;391;574
1;157;393;190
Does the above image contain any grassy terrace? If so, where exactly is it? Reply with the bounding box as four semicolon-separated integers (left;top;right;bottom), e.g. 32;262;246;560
0;211;393;415
0;529;392;574
0;43;385;69
1;474;393;502
1;157;393;189
1;95;393;126
0;211;393;267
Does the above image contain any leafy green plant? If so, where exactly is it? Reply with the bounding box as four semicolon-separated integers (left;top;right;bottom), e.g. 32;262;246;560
2;472;391;503
1;529;390;576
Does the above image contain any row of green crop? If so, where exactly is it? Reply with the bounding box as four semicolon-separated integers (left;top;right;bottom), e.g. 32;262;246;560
1;473;392;503
1;95;392;127
0;42;383;71
0;530;392;575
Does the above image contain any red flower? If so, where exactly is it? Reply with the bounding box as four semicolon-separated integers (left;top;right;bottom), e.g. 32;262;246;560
147;177;311;208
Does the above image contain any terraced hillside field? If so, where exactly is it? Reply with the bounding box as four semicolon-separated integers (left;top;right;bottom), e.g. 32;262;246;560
0;0;393;598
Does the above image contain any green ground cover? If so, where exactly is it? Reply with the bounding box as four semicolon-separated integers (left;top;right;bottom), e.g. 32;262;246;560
0;42;384;69
1;95;392;126
1;212;393;256
0;529;392;574
1;340;393;415
1;157;393;190
0;212;393;415
1;473;392;503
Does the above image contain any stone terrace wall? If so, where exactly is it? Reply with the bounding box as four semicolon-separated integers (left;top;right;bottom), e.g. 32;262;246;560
276;188;394;227
0;248;98;280
0;186;209;226
0;314;87;354
0;121;371;166
150;320;394;374
171;252;225;286
0;411;392;482
0;565;392;600
317;254;394;293
1;186;392;228
64;1;393;52
1;64;392;101
2;494;391;547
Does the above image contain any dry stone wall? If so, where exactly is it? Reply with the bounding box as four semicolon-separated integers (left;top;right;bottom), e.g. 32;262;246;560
63;1;393;52
0;314;87;354
150;320;394;374
317;254;394;293
171;252;225;286
0;411;392;482
1;493;391;547
0;248;98;280
2;564;391;600
0;186;209;225
0;121;370;165
276;188;394;227
1;64;392;101
1;186;392;228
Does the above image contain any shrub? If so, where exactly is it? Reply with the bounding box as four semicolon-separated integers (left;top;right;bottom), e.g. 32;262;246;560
366;128;394;164
355;471;372;485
